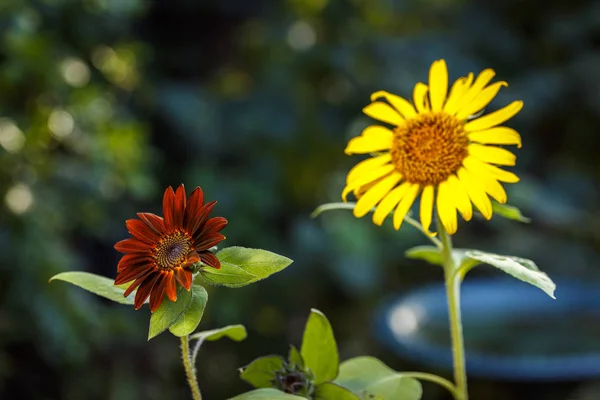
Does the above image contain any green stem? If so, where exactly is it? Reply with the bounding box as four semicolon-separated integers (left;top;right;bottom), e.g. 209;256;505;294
438;218;468;400
310;202;442;248
400;372;458;398
181;336;202;400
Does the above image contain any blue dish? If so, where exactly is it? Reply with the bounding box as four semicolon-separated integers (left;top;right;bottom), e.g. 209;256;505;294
375;278;600;381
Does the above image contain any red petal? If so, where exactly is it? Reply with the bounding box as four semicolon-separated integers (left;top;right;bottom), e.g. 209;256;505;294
190;201;217;236
198;217;228;236
199;252;221;269
123;269;155;297
114;238;152;253
117;254;153;272
165;271;177;302
115;262;155;285
126;219;160;244
162;186;176;232
180;251;200;268
172;184;187;230
137;213;166;235
174;267;192;290
184;187;204;233
149;273;168;312
194;232;226;251
134;273;161;310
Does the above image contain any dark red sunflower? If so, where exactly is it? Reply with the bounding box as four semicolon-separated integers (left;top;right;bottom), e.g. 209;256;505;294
114;184;227;312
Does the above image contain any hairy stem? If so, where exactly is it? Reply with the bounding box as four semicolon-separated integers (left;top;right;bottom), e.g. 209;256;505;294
181;336;202;400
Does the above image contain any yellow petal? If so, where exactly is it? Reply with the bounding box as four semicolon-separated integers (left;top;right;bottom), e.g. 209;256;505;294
468;143;516;166
419;185;436;235
393;183;420;230
371;91;417;119
413;83;429;113
342;164;395;201
447;174;472;221
456;68;496;111
354;173;402;217
345;126;393;155
428;60;448;112
363;102;404;126
457;167;492;220
444;73;474;115
372;182;411;225
436;180;458;234
463;155;519;183
468;127;522;148
464;101;523;132
464;159;507;203
346;154;392;185
456;81;507;120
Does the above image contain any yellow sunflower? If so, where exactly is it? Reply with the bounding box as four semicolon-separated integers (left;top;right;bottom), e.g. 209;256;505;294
342;59;522;235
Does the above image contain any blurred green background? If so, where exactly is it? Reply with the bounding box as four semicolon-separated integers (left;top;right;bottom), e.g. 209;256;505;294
2;0;600;399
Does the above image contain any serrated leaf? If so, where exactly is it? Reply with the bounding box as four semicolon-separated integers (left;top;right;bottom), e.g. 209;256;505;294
301;309;339;384
198;261;256;287
464;250;556;298
240;355;285;388
229;388;305;400
492;202;531;223
198;247;293;288
288;345;304;368
189;324;247;342
335;357;422;400
168;285;208;337
49;271;135;305
148;286;193;340
314;382;360;400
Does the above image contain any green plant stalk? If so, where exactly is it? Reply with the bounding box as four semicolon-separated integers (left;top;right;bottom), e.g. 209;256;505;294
400;372;459;398
438;218;468;400
181;335;202;400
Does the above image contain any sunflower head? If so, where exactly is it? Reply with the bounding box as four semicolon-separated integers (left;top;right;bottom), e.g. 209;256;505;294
114;184;227;312
343;59;522;235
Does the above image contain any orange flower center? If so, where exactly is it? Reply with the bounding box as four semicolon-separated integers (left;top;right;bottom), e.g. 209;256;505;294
390;112;468;185
154;231;192;270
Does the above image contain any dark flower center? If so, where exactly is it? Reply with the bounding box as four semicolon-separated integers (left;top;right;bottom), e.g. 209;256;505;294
154;231;191;270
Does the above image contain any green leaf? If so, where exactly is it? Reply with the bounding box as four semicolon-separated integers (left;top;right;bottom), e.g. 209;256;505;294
492;202;531;223
148;286;193;340
198;247;293;288
198;261;257;288
240;355;285;388
168;285;208;337
405;246;443;267
314;382;360;400
310;202;358;218
335;357;422;400
463;251;556;299
49;271;134;305
300;309;339;384
288;345;304;368
405;246;475;270
229;389;305;400
189;324;247;342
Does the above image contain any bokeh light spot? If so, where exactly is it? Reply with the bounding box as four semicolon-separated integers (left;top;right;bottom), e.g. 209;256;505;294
287;21;317;51
60;58;90;87
5;184;34;215
0;119;25;153
48;109;75;139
